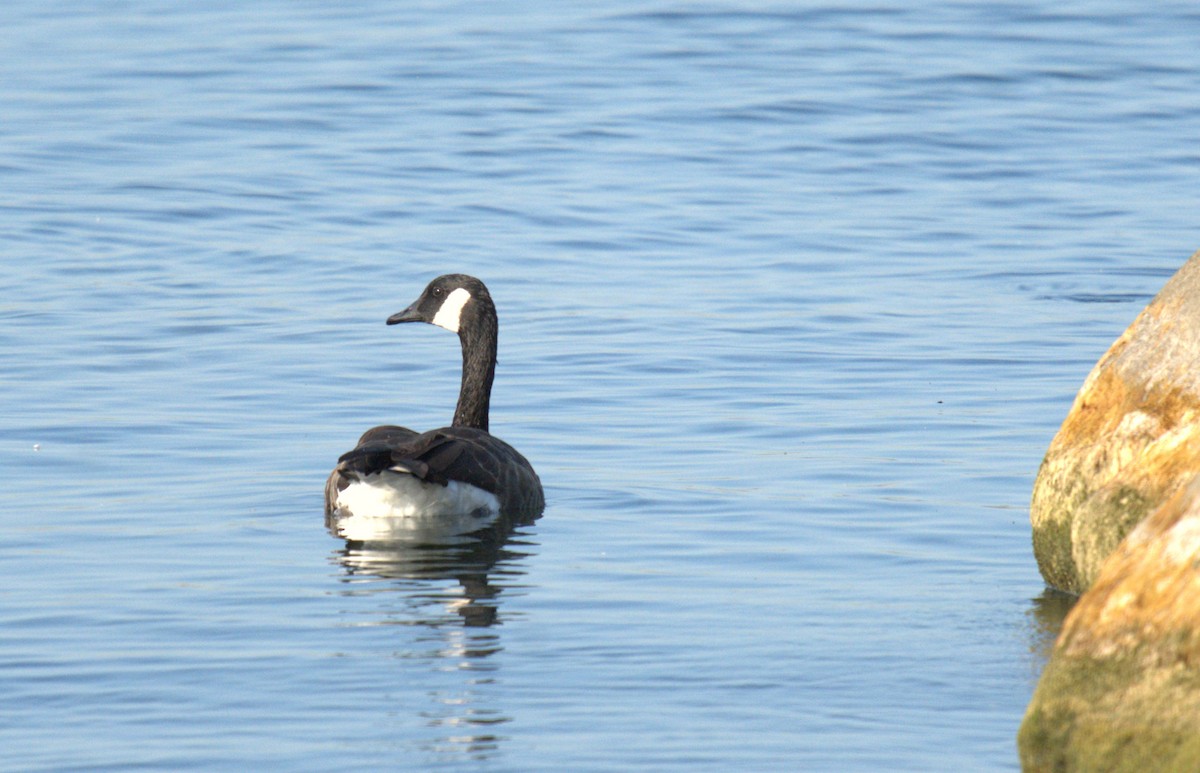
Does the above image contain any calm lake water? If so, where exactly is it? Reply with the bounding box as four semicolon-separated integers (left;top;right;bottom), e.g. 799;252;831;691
3;2;1199;770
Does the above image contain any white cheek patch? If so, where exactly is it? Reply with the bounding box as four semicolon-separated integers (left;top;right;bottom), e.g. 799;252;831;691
431;287;471;333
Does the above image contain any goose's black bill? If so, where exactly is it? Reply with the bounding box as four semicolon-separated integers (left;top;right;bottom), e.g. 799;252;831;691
386;304;423;325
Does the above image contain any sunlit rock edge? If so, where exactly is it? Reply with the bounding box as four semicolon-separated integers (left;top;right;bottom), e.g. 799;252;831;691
1031;250;1200;594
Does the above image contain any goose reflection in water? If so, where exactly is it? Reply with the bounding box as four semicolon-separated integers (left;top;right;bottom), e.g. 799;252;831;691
333;513;538;628
330;512;540;763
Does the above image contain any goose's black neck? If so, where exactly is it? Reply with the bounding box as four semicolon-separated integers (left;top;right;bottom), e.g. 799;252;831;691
452;296;497;432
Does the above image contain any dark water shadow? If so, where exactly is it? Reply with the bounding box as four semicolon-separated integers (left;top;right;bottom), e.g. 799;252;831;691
1025;586;1078;680
329;512;541;761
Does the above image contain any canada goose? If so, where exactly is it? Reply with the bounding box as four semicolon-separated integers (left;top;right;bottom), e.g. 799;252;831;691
325;274;544;540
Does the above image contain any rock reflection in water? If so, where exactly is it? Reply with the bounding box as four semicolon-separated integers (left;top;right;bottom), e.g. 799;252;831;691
330;514;539;761
1025;587;1077;680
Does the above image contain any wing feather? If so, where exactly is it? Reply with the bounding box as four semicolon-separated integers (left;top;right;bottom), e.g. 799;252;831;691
325;425;543;518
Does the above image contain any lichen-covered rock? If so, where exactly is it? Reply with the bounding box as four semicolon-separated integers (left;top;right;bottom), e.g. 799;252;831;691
1031;250;1200;594
1019;474;1200;772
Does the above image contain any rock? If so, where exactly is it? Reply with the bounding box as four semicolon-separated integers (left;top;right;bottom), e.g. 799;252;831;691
1031;250;1200;594
1019;474;1200;771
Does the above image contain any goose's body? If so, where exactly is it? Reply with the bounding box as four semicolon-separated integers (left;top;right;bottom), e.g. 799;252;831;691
325;274;543;541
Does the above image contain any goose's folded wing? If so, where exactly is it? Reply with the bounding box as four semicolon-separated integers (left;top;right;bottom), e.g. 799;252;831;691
333;427;543;514
388;429;516;491
407;429;544;513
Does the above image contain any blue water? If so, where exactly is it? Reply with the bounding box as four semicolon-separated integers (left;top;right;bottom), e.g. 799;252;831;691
3;2;1198;770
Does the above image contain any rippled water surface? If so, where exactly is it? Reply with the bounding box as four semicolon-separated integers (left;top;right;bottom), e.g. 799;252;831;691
4;3;1199;771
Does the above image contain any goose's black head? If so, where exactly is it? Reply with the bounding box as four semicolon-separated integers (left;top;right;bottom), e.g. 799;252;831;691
387;274;494;335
